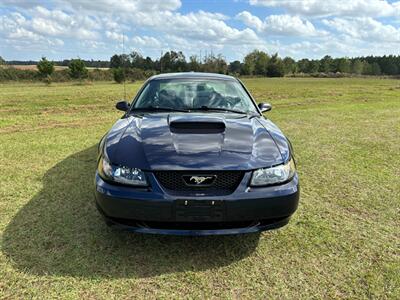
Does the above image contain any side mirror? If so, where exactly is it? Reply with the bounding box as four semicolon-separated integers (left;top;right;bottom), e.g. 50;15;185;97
116;101;130;112
258;102;272;113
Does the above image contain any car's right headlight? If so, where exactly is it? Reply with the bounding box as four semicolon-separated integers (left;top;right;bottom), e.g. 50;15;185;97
250;158;296;186
98;156;148;186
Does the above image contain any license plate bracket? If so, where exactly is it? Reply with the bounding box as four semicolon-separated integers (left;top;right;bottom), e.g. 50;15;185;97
175;200;224;222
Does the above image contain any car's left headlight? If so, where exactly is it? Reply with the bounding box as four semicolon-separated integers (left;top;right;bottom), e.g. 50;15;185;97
250;158;296;186
98;156;148;186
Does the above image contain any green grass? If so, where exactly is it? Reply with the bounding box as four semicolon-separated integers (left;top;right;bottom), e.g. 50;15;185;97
0;78;399;299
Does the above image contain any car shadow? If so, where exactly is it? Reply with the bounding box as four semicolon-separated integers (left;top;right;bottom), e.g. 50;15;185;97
2;145;260;278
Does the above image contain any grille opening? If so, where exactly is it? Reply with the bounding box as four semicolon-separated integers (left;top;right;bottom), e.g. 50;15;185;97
169;121;225;133
154;170;244;196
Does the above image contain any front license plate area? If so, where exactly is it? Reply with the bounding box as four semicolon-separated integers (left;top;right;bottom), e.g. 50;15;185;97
175;200;224;222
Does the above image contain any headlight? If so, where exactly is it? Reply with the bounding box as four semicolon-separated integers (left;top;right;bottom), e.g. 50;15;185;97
250;159;296;186
98;156;148;186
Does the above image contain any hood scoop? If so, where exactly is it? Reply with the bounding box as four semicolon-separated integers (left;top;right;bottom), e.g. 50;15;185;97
169;121;225;134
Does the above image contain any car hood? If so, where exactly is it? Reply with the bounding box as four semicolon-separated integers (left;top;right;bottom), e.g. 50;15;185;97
104;113;285;171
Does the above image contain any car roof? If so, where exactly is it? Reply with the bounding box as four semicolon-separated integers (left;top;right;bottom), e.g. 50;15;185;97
148;72;237;81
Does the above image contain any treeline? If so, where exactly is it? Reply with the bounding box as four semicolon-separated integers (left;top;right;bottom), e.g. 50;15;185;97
108;50;400;78
0;57;113;83
5;59;110;68
0;67;113;82
109;51;227;82
1;51;400;83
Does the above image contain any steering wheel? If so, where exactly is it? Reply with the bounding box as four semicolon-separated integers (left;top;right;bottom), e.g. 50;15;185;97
158;90;185;109
224;96;241;109
207;92;226;107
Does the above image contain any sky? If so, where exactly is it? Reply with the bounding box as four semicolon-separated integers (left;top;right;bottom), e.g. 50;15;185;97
1;0;400;62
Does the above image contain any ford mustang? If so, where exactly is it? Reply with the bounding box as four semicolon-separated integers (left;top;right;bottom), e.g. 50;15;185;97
95;72;299;235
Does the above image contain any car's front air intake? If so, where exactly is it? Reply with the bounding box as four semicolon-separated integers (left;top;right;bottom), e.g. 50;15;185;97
154;170;244;195
169;121;225;133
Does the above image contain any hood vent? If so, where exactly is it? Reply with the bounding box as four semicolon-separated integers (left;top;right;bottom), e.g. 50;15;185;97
170;121;225;134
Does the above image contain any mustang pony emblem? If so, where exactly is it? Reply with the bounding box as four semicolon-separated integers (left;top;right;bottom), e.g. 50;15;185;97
188;176;215;185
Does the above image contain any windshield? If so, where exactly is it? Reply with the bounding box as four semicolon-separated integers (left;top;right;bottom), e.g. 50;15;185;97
132;79;258;114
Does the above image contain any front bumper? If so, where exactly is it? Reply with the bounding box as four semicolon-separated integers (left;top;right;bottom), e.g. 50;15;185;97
95;171;299;235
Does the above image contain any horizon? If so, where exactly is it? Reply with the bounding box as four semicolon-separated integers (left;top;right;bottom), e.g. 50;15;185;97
1;0;400;62
4;53;400;65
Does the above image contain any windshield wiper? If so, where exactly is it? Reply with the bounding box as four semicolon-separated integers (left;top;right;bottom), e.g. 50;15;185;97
130;106;258;116
130;106;190;113
192;106;250;115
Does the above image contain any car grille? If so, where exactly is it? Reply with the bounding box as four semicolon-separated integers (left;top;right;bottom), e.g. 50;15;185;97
153;171;244;195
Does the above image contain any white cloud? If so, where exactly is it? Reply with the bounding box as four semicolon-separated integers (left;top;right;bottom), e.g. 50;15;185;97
1;1;265;58
58;0;181;14
249;0;400;18
8;27;41;40
269;31;400;60
0;0;43;9
81;40;106;50
235;11;264;31
132;36;161;48
323;17;400;43
0;6;101;43
0;12;68;52
2;0;400;61
236;11;324;36
49;38;65;47
148;11;262;45
102;8;262;53
30;6;100;40
105;31;128;42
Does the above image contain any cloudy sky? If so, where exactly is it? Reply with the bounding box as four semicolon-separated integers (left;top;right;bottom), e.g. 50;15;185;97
1;0;400;62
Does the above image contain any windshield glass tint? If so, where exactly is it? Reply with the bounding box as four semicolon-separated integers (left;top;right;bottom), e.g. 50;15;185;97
133;79;258;113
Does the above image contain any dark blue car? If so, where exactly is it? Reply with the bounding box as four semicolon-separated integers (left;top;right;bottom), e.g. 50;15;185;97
95;72;299;235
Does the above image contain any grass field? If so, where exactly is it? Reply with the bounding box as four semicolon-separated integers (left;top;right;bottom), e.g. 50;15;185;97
0;78;399;298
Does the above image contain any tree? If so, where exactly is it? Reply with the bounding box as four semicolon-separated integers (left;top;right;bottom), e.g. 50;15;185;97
242;50;269;75
380;58;398;75
370;62;382;75
130;51;145;69
297;59;310;73
242;51;256;75
361;62;372;75
319;55;333;73
228;60;242;74
202;54;228;74
68;58;88;79
282;57;296;74
160;51;187;72
308;60;320;73
113;68;125;83
37;57;54;78
254;51;269;75
335;58;351;73
351;59;364;75
143;57;154;70
188;55;201;72
0;56;5;65
110;54;123;68
266;53;285;77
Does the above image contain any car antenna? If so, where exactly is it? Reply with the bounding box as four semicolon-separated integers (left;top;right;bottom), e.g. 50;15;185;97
122;31;127;101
